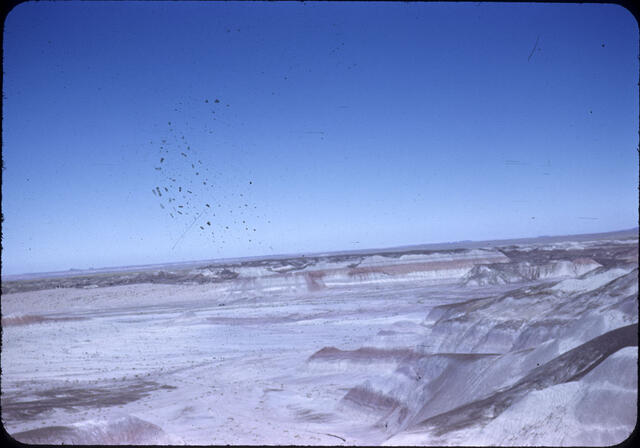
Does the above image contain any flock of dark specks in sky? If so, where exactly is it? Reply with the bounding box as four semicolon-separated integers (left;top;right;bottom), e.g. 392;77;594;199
150;98;267;251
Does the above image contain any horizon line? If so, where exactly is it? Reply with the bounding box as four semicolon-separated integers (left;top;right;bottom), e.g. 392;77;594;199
2;226;638;280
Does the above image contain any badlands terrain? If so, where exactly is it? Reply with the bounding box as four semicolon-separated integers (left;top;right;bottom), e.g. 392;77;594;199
1;229;638;445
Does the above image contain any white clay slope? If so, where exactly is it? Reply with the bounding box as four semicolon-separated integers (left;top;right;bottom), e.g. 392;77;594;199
1;235;637;445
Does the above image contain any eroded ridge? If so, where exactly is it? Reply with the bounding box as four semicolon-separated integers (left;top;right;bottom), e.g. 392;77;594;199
2;231;637;445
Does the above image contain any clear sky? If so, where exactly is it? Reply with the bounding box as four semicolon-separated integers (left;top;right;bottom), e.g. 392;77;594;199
2;1;638;275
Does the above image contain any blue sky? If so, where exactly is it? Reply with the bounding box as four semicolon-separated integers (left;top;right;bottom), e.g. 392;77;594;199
2;1;638;275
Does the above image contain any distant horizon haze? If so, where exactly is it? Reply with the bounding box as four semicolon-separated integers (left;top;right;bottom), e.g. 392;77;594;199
3;226;637;279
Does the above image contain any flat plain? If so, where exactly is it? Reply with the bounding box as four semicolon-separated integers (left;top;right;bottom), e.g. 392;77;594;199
1;229;637;445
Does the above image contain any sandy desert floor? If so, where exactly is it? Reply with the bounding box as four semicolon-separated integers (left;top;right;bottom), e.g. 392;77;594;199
1;231;637;445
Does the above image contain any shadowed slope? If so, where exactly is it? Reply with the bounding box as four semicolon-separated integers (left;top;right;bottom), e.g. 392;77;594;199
406;323;638;437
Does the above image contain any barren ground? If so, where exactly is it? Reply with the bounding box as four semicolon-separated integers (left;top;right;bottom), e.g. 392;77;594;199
2;231;637;445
